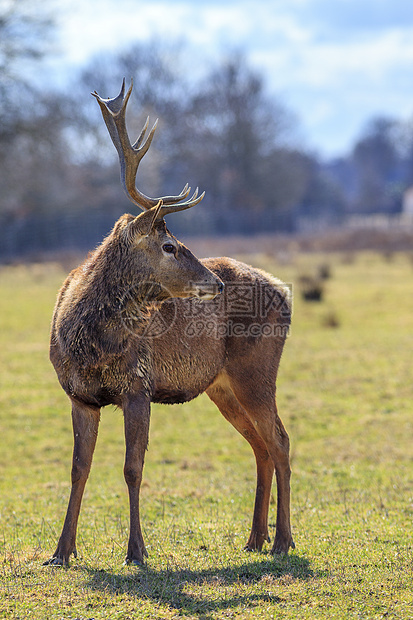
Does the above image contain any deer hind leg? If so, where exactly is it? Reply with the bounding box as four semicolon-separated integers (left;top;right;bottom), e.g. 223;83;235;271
225;369;294;555
121;393;151;565
207;375;275;552
44;399;100;566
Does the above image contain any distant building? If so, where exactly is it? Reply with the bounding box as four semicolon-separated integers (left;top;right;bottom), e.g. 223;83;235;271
402;186;413;217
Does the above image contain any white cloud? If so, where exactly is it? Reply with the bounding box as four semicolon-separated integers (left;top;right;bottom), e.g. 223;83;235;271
298;29;413;87
53;0;413;156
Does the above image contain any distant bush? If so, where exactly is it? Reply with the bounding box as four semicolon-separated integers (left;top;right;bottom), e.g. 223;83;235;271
321;309;341;328
298;275;324;302
317;263;332;280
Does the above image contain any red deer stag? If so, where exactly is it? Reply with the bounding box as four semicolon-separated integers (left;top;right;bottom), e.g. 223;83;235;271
44;80;294;566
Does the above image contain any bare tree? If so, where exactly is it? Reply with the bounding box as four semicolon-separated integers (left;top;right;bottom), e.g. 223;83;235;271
352;118;401;213
0;0;55;140
0;0;57;206
181;53;307;232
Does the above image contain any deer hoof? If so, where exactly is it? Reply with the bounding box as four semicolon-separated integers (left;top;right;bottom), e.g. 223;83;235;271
43;556;69;567
244;531;270;552
271;536;295;555
124;557;145;567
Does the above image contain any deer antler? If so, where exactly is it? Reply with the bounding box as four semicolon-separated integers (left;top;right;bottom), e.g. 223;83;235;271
92;79;205;215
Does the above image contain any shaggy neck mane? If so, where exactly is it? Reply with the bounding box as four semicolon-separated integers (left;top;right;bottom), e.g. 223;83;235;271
60;225;167;366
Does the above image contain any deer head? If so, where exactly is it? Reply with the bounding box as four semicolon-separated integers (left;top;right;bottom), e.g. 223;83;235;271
92;80;224;302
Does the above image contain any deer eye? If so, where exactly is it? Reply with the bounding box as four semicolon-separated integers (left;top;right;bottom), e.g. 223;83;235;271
162;243;176;254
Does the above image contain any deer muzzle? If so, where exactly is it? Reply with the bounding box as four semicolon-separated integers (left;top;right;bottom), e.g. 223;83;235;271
193;278;224;301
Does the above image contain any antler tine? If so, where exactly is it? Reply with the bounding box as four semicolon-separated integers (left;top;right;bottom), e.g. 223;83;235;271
92;79;197;212
158;188;205;219
132;116;150;150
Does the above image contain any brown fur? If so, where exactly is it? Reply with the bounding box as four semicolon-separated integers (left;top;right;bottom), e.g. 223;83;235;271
44;214;294;566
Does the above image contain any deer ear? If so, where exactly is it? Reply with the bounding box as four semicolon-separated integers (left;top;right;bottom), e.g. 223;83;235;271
128;201;163;240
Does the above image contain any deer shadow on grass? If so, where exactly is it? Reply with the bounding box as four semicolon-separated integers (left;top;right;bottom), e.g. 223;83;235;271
82;552;313;618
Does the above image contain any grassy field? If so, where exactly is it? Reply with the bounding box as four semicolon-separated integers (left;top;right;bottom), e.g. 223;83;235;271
1;249;413;619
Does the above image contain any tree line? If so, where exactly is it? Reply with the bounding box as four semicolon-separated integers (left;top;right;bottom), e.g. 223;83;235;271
1;1;413;260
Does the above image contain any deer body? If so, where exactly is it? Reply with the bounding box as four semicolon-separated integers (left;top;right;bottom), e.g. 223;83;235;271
45;81;294;566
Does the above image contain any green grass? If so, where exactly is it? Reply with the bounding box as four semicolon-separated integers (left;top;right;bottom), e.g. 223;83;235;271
1;252;413;619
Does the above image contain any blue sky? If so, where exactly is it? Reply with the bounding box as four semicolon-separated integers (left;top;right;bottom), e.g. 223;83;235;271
54;0;413;158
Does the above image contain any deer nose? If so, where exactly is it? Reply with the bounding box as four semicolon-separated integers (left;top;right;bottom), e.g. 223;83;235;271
217;281;225;294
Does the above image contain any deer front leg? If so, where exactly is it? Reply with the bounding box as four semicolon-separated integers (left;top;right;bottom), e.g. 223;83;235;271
44;400;100;566
122;392;151;565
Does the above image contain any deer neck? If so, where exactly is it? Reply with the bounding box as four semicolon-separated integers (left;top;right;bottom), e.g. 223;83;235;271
117;278;167;335
86;238;166;335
